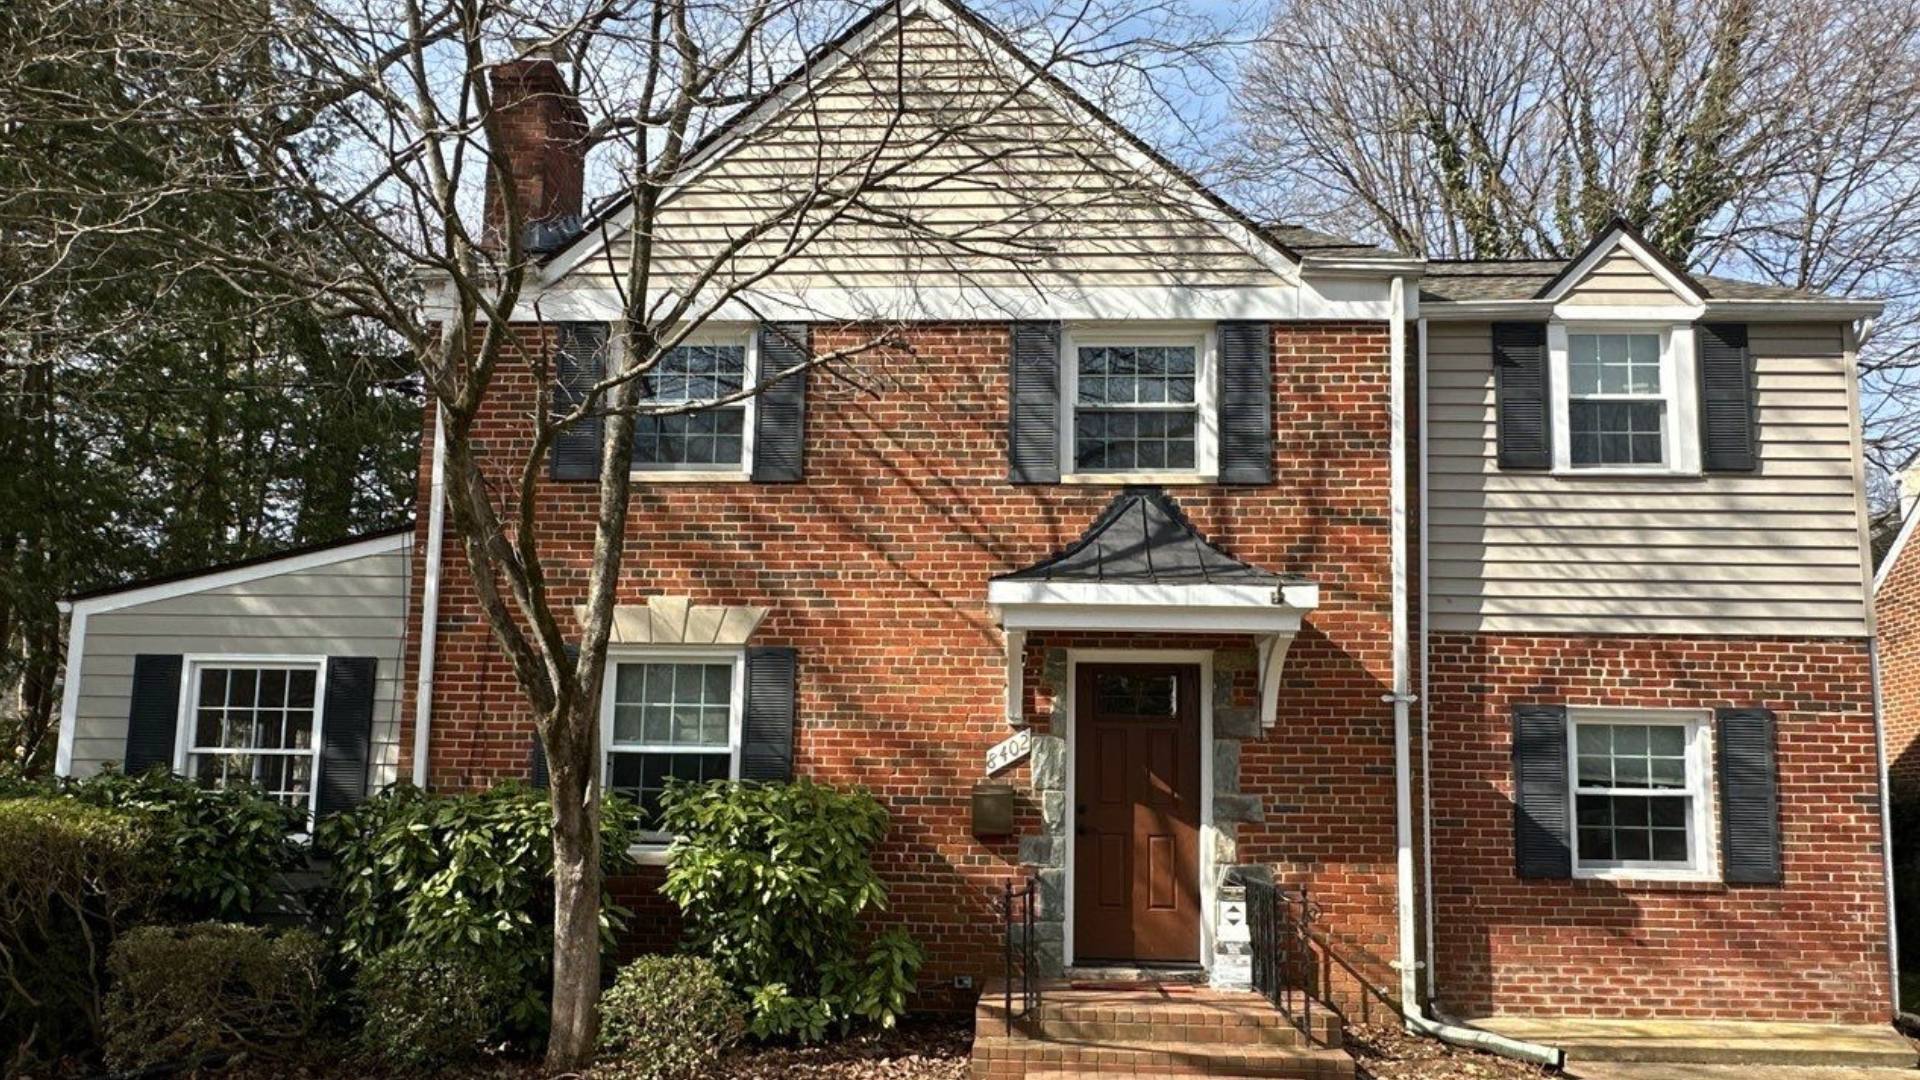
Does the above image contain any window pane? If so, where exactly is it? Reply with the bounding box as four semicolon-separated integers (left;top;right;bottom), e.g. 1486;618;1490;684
199;670;228;706
288;670;316;709
229;671;257;708
613;704;644;744
1569;401;1665;467
633;407;747;468
1651;828;1689;862
260;670;287;707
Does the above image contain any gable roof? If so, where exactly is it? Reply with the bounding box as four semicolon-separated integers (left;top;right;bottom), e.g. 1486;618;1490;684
541;0;1390;284
994;486;1291;585
1879;505;1920;594
1531;217;1707;304
63;524;412;612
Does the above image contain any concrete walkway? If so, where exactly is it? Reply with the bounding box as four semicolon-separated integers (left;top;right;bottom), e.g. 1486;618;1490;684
1567;1066;1917;1080
1468;1016;1918;1069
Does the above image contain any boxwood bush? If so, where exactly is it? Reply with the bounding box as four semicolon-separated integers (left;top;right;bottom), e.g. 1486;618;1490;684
313;782;641;1037
354;945;517;1070
598;954;744;1080
103;923;327;1071
658;778;922;1042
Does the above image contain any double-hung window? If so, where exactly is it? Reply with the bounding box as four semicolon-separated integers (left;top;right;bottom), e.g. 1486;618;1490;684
1570;709;1715;879
1063;329;1216;479
632;337;753;473
180;660;325;817
603;653;744;843
1548;324;1697;473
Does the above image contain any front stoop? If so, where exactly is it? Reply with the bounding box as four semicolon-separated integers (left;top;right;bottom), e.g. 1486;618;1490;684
1467;1017;1920;1069
973;981;1353;1079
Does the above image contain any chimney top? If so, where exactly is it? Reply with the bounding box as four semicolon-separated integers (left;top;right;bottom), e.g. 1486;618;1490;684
484;51;587;252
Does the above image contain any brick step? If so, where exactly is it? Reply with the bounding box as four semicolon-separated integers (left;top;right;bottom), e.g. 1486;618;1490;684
977;989;1342;1050
1006;1017;1311;1047
970;1035;1354;1079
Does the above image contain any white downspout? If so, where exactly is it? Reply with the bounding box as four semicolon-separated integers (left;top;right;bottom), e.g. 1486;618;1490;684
1388;281;1563;1069
1871;639;1901;1017
1418;316;1438;1001
411;404;447;788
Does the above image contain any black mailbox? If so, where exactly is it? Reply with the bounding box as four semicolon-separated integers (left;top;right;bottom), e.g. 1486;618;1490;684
971;782;1015;838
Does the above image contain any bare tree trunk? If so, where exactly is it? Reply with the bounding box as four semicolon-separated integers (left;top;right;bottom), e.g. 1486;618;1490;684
544;698;604;1073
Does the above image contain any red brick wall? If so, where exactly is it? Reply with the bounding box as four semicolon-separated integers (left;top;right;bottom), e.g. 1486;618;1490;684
1878;529;1920;795
1427;632;1890;1023
397;321;1398;1004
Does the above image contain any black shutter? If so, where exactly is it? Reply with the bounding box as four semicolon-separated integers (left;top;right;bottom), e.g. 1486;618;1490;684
1717;707;1782;884
1217;321;1273;484
753;323;809;483
742;647;797;781
1008;322;1061;483
550;322;608;481
123;654;184;776
529;733;549;789
1493;322;1551;470
1698;324;1757;472
317;657;376;817
1512;704;1572;879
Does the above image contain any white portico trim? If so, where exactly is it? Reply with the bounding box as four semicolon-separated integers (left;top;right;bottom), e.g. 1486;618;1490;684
986;487;1318;731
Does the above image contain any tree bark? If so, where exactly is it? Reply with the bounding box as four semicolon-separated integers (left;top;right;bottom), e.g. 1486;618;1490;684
543;697;605;1072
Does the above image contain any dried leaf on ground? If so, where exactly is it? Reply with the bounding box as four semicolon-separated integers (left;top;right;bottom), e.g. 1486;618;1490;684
1346;1022;1555;1080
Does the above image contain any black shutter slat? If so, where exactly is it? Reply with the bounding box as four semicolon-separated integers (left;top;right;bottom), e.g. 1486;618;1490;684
123;654;184;776
1512;704;1572;879
550;323;609;481
742;647;797;781
1718;707;1782;884
317;657;377;817
1493;322;1551;470
752;323;809;483
1698;324;1757;472
1008;322;1061;484
1217;321;1273;484
529;734;549;789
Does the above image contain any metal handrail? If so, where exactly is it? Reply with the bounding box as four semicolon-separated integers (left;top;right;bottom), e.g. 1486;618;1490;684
1246;878;1404;1044
1001;877;1040;1035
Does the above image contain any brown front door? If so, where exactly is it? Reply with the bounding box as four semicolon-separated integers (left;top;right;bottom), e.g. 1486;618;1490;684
1072;663;1202;964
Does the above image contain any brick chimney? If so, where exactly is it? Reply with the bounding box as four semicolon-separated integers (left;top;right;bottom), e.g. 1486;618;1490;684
484;52;587;252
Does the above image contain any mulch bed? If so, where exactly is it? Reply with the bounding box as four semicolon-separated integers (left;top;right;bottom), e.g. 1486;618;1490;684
715;1017;972;1080
1345;1022;1556;1080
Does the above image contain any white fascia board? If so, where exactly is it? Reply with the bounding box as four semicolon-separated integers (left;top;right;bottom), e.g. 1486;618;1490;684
1704;299;1885;320
68;531;413;618
1877;507;1920;594
447;281;1398;326
1421;297;1882;322
1551;303;1704;322
54;607;87;776
988;580;1308;609
996;604;1306;634
1541;226;1705;307
988;579;1317;634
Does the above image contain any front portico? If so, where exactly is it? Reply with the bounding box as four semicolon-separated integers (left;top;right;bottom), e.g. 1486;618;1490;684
986;487;1317;979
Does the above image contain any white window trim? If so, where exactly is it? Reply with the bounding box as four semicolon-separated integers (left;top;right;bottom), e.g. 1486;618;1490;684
1567;707;1718;883
624;324;758;482
599;647;746;860
172;655;330;824
1548;321;1700;476
1059;324;1218;482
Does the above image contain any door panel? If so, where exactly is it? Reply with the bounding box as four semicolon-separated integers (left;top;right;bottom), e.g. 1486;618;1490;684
1072;663;1201;964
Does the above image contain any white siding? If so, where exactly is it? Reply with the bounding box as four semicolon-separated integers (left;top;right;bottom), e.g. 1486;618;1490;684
1425;321;1870;636
68;547;412;785
583;14;1281;294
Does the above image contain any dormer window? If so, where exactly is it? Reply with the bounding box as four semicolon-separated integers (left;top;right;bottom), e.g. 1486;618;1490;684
1567;332;1665;467
1547;322;1698;475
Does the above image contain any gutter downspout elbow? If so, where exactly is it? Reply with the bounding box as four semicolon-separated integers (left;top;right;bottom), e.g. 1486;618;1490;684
410;404;447;789
1390;283;1564;1072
